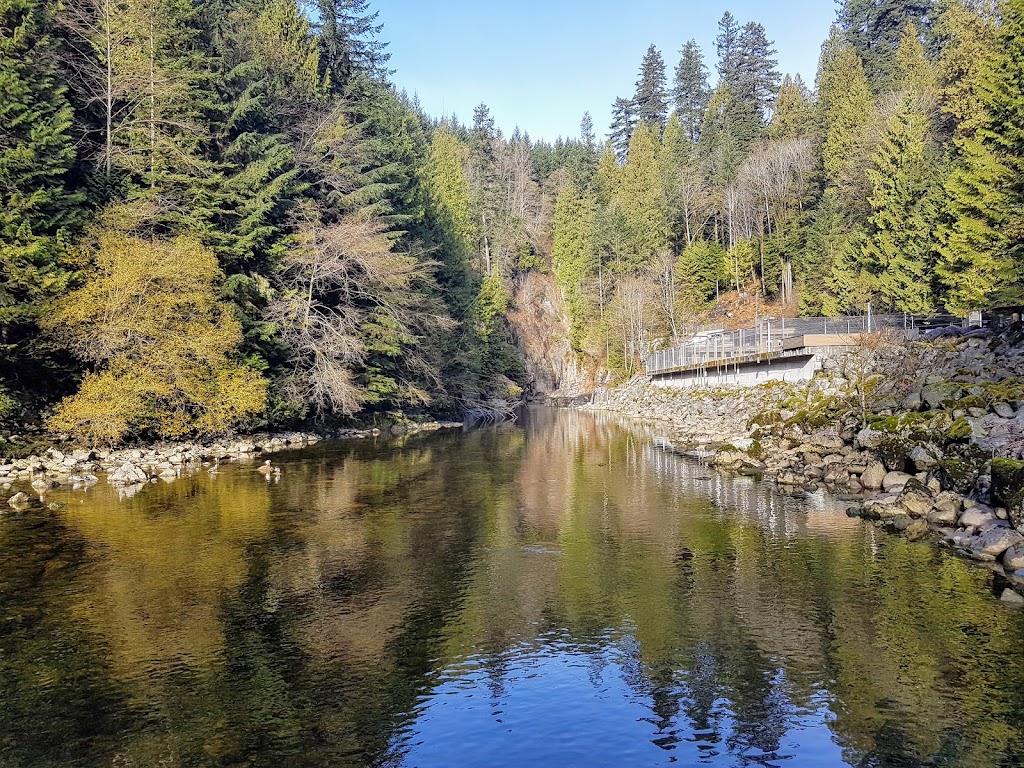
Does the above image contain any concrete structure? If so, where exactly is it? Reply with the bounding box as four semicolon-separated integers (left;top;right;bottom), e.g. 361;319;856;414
651;343;855;389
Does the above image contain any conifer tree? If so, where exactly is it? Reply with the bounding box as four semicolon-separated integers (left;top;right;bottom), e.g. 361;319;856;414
858;96;941;314
615;123;669;268
633;44;669;129
715;11;742;82
316;0;390;90
937;0;1024;312
770;74;813;139
551;181;596;349
838;0;938;89
608;96;638;161
0;0;83;398
936;0;997;139
673;40;711;143
817;30;875;199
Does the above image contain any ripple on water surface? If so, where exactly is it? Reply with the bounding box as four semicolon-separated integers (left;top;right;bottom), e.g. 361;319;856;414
2;408;1024;767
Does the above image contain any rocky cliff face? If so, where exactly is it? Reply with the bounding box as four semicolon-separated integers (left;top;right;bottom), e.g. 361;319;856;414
507;272;590;398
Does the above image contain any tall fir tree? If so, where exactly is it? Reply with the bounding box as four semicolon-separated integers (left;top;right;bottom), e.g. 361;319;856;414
936;0;1024;312
817;28;876;211
551;180;596;350
608;96;638;162
615;123;669;268
838;0;938;89
858;95;942;314
633;44;669;129
315;0;390;91
0;0;84;402
770;74;814;139
672;39;711;144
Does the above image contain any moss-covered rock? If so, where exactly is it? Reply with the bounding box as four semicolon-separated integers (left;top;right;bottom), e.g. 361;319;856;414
947;417;973;441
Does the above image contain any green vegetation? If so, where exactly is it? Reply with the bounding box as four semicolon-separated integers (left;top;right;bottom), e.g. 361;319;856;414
3;0;1024;439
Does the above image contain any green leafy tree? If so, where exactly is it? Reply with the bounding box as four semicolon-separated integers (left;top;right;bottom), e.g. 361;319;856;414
44;232;266;444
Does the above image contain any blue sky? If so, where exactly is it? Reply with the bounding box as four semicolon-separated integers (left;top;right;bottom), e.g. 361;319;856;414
376;1;838;144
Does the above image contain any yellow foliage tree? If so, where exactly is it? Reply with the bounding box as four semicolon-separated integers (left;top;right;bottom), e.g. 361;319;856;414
44;232;266;444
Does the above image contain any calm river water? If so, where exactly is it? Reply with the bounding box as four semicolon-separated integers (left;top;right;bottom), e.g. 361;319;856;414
2;408;1024;767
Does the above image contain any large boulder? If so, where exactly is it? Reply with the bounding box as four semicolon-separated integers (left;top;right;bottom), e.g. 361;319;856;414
108;462;149;486
882;471;914;492
972;527;1024;558
861;461;887;490
908;445;941;472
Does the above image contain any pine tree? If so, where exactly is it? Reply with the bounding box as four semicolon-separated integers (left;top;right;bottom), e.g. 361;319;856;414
735;22;781;123
672;40;711;144
0;0;84;399
608;96;637;162
936;0;1024;312
936;0;998;139
858;96;941;314
615;123;668;268
633;44;669;129
770;74;813;139
675;240;725;308
421;126;474;254
551;180;596;349
316;0;390;91
892;21;937;94
715;11;742;82
817;29;876;198
838;0;938;89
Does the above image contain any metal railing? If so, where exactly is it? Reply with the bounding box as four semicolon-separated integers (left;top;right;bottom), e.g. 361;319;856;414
645;313;961;375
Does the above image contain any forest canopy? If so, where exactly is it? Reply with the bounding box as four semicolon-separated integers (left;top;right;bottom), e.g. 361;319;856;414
1;0;1022;441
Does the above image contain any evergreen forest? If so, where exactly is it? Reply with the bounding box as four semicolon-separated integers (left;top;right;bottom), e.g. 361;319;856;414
2;0;1024;443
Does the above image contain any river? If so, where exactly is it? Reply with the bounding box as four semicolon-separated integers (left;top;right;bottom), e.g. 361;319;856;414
2;407;1024;767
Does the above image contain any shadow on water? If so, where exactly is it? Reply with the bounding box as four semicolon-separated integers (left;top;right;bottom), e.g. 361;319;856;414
2;407;1024;767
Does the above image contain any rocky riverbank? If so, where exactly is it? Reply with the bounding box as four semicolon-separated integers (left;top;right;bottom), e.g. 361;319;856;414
3;421;464;510
585;325;1024;602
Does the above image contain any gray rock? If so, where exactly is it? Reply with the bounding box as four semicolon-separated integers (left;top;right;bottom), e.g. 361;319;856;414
882;471;914;492
1003;543;1024;570
890;514;913;531
1001;588;1024;604
855;428;886;450
922;383;963;409
7;491;30;508
861;461;887;490
993;402;1016;419
900;488;934;518
972;527;1024;557
108;462;149;486
902;391;923;411
959;507;996;530
908;445;940;471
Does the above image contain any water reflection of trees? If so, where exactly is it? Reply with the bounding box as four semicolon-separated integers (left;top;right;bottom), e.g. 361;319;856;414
2;411;1024;767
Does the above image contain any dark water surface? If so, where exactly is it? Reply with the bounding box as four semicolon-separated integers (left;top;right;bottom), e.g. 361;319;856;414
3;408;1024;768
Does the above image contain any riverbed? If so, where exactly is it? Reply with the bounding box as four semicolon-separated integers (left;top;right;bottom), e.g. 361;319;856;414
2;407;1024;767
